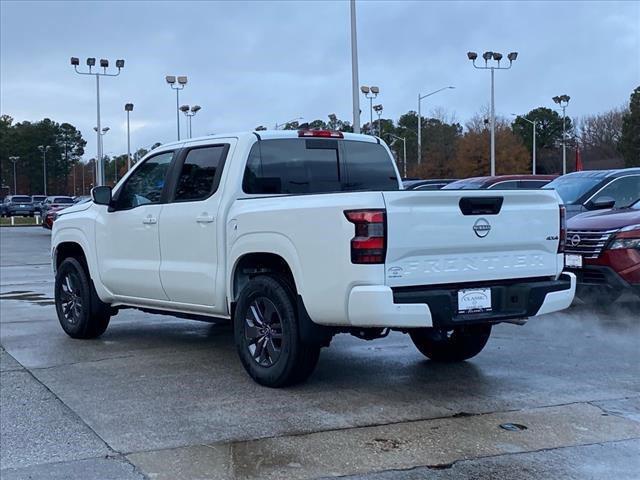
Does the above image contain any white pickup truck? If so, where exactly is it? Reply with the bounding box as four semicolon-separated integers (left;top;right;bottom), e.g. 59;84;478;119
51;130;575;387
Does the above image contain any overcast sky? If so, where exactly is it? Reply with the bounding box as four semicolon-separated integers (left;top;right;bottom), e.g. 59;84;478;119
1;0;638;160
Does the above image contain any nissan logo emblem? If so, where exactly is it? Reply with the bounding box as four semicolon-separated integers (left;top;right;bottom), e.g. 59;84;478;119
473;218;491;238
570;234;581;247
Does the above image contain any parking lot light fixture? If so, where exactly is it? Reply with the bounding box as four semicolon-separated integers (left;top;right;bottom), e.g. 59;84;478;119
125;103;134;170
417;86;455;164
71;55;125;186
512;113;537;174
388;134;407;178
167;75;188;140
9;156;19;194
553;94;571;175
37;146;50;195
180;104;202;138
468;49;518;175
373;104;383;136
360;85;379;135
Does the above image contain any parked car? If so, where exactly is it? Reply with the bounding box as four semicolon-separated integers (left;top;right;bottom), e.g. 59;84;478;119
443;175;557;190
44;197;91;230
564;199;639;303
31;195;47;214
544;168;640;219
403;179;458;190
41;196;74;216
1;195;35;217
51;130;574;387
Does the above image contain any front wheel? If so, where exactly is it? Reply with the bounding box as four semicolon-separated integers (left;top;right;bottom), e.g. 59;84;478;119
409;324;492;362
234;275;320;387
55;257;111;339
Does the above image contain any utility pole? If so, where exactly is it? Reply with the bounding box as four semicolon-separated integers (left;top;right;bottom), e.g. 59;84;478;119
9;156;19;194
417;86;455;164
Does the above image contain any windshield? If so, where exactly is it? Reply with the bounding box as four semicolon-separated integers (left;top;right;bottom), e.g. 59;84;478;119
32;196;46;201
53;197;74;204
442;179;486;190
631;200;639;210
12;196;32;203
544;176;602;204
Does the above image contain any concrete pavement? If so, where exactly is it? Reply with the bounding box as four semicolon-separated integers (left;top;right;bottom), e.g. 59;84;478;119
1;227;639;479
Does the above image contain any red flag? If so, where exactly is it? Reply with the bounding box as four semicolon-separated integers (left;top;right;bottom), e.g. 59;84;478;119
575;147;583;172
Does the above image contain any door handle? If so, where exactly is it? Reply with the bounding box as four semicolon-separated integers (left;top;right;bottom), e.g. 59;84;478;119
142;216;157;225
196;214;215;224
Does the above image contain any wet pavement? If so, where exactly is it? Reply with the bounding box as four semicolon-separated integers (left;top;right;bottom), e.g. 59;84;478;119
0;227;639;479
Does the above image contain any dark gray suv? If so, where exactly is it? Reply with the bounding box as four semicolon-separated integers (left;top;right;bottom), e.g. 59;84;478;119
2;195;35;217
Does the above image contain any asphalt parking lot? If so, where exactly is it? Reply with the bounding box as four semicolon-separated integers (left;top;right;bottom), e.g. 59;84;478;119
1;227;639;479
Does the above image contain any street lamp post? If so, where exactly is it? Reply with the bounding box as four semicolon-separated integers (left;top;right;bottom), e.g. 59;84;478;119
275;117;303;130
553;95;571;175
350;0;361;133
166;76;188;140
125;103;134;170
467;51;518;175
93;127;110;182
70;57;125;187
417;86;455;164
360;86;379;135
180;105;202;138
373;104;383;136
8;156;19;194
512;114;537;174
388;134;407;178
37;146;50;195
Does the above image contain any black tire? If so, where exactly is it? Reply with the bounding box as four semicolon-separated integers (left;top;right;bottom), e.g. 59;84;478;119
576;286;621;305
234;275;320;387
409;324;492;362
55;257;111;339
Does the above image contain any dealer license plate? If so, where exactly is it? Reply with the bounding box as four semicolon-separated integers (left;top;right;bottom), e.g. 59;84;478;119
565;254;582;268
457;288;492;314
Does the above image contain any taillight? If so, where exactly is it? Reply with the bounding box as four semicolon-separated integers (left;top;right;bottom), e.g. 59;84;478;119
344;209;386;264
298;129;344;138
558;205;566;253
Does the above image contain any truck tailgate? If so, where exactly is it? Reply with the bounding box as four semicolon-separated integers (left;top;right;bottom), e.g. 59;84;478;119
383;190;562;287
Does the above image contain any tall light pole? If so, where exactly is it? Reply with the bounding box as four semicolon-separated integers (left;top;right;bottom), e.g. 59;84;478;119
360;85;379;135
417;86;455;164
71;57;124;187
388;134;407;178
350;0;361;133
373;104;383;136
467;51;518;175
553;95;571;175
125;103;134;170
512;114;537;174
8;156;19;194
37;146;50;195
180;105;202;138
166;76;188;140
93;127;110;182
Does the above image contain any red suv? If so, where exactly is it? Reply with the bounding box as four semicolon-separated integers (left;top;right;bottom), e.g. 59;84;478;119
564;200;640;303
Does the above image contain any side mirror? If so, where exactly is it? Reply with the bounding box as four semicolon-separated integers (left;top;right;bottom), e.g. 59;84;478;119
590;196;616;210
91;186;112;206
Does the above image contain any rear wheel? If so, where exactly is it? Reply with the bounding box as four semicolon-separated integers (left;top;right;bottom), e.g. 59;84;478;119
234;275;320;387
55;257;111;339
409;324;492;362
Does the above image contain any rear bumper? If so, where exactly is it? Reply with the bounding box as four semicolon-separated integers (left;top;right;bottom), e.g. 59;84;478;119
347;273;575;328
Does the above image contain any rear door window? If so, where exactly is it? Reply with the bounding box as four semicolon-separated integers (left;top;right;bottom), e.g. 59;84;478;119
243;139;341;194
173;145;229;202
